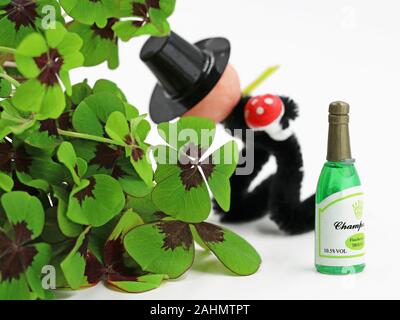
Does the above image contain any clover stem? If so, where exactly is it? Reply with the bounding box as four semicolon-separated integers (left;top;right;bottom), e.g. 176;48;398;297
57;129;126;147
0;46;16;55
242;64;280;96
0;73;20;88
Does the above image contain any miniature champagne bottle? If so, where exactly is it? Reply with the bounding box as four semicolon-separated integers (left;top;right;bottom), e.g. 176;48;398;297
315;101;365;275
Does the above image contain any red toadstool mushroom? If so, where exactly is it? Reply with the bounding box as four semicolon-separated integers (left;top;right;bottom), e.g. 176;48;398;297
244;94;284;129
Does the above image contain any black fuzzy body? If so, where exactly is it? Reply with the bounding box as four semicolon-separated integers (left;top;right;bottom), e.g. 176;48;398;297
215;96;315;235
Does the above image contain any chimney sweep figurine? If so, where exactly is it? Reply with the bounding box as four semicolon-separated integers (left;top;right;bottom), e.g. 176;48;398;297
141;32;315;234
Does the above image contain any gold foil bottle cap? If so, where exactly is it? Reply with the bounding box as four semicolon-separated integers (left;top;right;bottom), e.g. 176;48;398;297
329;101;350;115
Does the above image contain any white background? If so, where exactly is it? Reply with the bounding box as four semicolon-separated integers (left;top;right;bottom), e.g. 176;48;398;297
67;0;400;300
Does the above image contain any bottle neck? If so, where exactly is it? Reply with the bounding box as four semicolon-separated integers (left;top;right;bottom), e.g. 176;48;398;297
327;114;352;162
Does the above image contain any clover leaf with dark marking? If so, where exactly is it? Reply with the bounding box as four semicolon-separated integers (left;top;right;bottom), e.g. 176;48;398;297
68;18;120;69
192;222;261;276
0;0;63;48
124;219;261;279
0;191;53;300
105;111;153;186
60;0;121;28
0;139;67;192
57;142;125;227
124;219;195;279
12;22;84;119
113;0;175;41
61;210;166;292
152;116;238;223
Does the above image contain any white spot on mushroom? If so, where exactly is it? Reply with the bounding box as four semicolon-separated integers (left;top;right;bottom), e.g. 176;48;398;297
244;109;249;118
265;97;274;105
251;99;259;106
256;107;264;115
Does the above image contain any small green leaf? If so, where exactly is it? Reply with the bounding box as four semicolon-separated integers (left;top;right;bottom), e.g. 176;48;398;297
105;111;130;144
0;78;12;98
53;186;83;238
108;209;144;241
0;171;13;192
60;226;91;290
57;141;81;185
207;141;238;211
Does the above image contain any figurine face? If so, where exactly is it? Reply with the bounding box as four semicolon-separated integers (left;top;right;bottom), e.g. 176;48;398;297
183;65;241;123
244;94;284;129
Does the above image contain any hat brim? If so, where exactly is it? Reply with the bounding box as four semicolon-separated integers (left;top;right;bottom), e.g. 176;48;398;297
149;37;231;124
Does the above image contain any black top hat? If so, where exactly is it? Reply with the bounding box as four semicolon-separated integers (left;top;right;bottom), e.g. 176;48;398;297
140;31;231;123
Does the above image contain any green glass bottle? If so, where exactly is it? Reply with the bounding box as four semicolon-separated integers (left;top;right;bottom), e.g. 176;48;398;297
315;101;365;275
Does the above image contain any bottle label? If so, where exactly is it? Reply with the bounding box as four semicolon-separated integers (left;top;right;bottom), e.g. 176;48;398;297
315;186;365;267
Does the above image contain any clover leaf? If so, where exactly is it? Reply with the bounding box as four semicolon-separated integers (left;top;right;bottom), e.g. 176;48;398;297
0;77;12;98
0;0;63;47
72;92;126;137
61;210;166;292
105;111;153;186
0;99;36;140
124;219;195;279
60;0;120;28
0;191;53;300
12;22;84;119
85;210;167;293
0;171;13;192
0;140;67;192
124;219;261;279
67;174;125;227
152;116;238;223
68;18;120;69
60;226;91;289
57;141;87;185
113;0;176;41
53;185;83;238
192;222;261;275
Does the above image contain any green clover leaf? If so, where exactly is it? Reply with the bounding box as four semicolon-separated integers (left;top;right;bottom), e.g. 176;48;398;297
72;92;126;137
12;22;84;119
53;185;83;238
124;219;261;279
57;141;87;185
152;117;238;223
0;140;67;192
60;0;121;28
67;174;125;227
0;0;63;47
113;0;175;41
124;219;195;279
0;191;53;300
0;171;13;192
61;210;166;292
192;222;262;276
60;226;91;289
0;77;12;98
0;99;36;140
68;19;119;69
105;111;153;186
